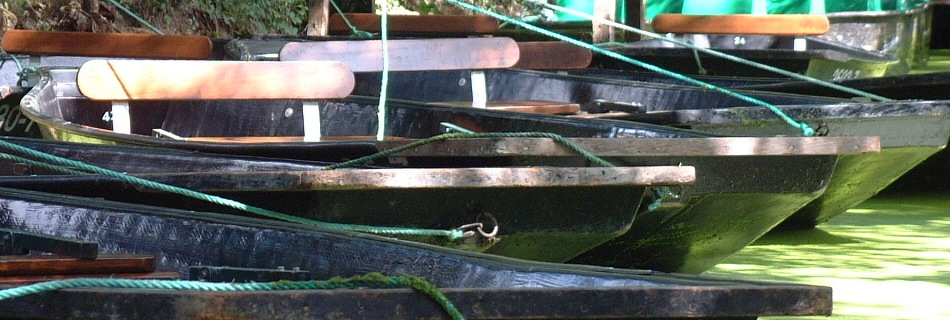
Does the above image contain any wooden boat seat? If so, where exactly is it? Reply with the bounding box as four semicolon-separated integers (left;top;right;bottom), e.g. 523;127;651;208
76;59;355;141
280;37;590;115
1;30;213;59
650;14;830;51
328;13;500;36
650;14;831;36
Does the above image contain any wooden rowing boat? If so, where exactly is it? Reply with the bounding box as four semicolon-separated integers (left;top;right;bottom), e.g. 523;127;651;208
0;137;695;262
16;62;879;272
348;66;944;231
0;187;832;319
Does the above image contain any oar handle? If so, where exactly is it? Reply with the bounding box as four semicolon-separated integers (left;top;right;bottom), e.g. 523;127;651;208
651;14;830;36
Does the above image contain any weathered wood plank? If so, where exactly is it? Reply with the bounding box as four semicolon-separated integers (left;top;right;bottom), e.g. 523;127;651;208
1;30;213;59
279;37;519;72
429;100;582;115
651;14;830;35
375;136;881;156
0;271;180;285
135;166;697;191
328;13;500;35
0;254;155;276
0;284;832;319
514;42;592;70
76;60;354;100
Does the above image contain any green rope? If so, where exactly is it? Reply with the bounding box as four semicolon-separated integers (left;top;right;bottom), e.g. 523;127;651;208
103;0;164;35
0;273;464;320
0;139;464;240
329;0;373;37
323;131;616;170
527;0;894;103
446;0;816;137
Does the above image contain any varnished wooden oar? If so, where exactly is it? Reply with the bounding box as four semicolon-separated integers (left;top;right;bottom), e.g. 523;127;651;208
279;37;519;72
514;42;592;70
328;13;500;35
651;14;830;36
1;30;213;59
76;60;355;100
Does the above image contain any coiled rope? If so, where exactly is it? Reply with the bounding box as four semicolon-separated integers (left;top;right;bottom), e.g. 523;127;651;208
526;0;892;102
0;273;465;320
448;0;817;136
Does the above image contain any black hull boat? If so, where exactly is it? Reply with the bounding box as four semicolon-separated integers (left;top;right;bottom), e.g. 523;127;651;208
0;137;697;263
16;67;880;273
350;67;943;230
0;187;832;319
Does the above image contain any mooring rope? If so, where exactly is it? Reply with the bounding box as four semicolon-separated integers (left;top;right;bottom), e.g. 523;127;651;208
528;0;893;102
447;0;819;136
0;273;465;320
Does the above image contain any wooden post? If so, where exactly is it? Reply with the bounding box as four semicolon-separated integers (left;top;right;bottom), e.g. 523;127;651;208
306;0;330;36
592;0;616;43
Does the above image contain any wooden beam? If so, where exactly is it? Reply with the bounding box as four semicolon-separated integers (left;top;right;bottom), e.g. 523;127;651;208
76;60;355;100
0;254;155;276
279;37;519;72
651;14;830;35
135;166;697;191
328;13;499;35
0;30;212;59
592;0;617;43
306;0;330;36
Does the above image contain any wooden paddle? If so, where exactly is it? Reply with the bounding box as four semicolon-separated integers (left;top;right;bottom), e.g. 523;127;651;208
279;37;520;72
328;13;500;35
651;14;830;36
1;30;213;59
76;60;355;100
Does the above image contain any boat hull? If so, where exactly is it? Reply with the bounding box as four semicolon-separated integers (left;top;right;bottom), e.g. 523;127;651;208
352;68;945;229
16;68;861;273
0;187;832;319
654;102;950;228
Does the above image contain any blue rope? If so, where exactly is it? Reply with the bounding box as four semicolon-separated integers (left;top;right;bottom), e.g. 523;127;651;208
446;0;816;136
528;0;893;103
103;0;164;35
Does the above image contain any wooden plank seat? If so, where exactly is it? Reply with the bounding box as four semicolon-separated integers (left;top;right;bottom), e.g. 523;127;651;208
650;14;831;36
0;228;181;285
76;59;355;141
280;37;585;114
1;30;213;59
327;13;500;36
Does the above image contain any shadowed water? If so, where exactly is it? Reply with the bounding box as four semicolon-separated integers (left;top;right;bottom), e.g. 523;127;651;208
704;192;950;320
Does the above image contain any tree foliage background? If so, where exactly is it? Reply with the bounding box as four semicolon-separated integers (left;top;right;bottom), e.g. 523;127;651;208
1;0;535;38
